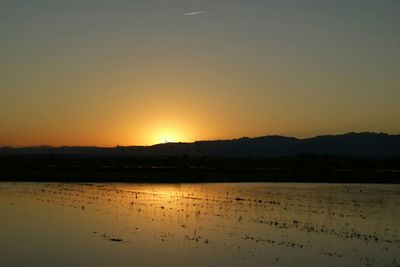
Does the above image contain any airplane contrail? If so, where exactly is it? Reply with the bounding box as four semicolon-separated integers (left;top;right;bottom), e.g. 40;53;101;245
184;11;208;16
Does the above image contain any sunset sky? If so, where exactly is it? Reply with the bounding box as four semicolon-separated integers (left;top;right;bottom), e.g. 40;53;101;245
1;0;399;146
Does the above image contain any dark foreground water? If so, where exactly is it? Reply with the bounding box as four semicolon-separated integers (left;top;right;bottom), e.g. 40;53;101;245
0;182;399;267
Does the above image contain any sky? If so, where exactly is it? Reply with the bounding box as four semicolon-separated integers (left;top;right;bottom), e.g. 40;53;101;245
1;0;399;146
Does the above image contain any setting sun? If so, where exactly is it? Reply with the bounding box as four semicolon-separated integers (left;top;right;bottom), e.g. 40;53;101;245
155;131;181;144
146;125;187;145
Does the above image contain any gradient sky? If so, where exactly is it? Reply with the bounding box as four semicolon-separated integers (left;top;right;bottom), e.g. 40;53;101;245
1;0;399;146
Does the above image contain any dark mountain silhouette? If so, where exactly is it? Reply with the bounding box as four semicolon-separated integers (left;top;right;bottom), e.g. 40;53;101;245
1;132;399;158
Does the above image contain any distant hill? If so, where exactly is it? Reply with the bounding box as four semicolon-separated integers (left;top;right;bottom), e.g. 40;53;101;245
1;132;400;158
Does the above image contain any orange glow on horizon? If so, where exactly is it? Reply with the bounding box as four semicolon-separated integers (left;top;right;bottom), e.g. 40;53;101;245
134;119;192;146
151;130;185;145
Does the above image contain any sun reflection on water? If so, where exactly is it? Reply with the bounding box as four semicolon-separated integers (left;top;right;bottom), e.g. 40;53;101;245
0;183;399;267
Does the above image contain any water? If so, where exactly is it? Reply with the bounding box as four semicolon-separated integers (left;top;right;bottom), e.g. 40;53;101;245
0;182;399;267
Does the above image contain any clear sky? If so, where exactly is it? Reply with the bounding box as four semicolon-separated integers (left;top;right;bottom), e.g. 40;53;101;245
1;0;399;146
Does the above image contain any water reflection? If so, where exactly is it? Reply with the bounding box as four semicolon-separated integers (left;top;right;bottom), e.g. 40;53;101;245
0;183;399;267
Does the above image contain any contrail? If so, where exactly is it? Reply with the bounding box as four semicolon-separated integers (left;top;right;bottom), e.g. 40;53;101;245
184;11;208;16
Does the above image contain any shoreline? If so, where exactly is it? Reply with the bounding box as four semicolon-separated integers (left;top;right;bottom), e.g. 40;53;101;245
1;169;399;184
1;154;399;184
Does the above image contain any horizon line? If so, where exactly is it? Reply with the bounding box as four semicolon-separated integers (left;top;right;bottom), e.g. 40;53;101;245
0;131;397;149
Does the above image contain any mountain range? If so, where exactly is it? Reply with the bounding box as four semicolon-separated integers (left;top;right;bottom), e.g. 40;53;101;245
1;132;399;158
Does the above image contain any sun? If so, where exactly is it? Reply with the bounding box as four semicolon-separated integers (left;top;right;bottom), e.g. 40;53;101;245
159;133;178;143
152;130;184;145
140;120;189;145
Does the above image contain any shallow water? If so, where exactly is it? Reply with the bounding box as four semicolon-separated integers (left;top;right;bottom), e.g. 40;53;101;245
0;182;399;267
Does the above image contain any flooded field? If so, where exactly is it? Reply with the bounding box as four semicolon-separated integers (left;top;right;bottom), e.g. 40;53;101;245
0;182;399;267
